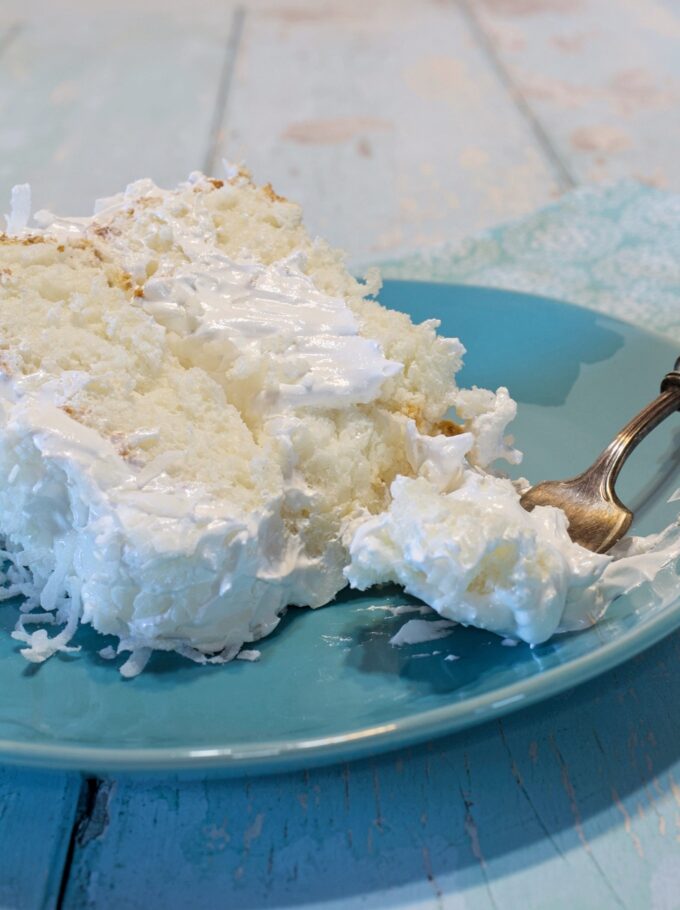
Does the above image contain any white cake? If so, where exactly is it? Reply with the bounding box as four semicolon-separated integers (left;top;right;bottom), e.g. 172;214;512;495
0;169;672;675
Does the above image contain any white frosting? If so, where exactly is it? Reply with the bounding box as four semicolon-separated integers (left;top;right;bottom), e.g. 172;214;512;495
0;385;349;664
347;421;680;645
346;424;610;644
142;255;402;412
3;174;394;664
36;177;402;416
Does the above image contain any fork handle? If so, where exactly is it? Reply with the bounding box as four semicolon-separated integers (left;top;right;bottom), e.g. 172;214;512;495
660;356;680;395
588;357;680;497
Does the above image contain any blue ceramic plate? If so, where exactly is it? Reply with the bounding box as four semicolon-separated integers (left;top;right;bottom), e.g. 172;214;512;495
0;282;678;775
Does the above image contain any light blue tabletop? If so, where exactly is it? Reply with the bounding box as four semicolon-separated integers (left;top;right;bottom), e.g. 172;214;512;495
2;180;679;910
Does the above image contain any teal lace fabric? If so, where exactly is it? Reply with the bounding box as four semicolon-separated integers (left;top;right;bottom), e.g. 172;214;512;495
376;181;680;342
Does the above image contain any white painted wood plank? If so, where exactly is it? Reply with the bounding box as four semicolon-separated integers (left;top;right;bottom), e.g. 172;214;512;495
470;0;680;190
0;0;238;217
220;0;561;264
62;630;680;910
0;768;81;910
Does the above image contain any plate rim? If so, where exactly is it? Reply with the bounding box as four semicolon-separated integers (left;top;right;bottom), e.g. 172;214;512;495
1;281;678;774
1;599;679;774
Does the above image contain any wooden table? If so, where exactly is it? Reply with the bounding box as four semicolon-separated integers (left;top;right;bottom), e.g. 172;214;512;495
1;2;679;907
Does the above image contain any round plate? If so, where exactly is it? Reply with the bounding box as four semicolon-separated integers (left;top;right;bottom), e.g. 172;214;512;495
0;281;678;775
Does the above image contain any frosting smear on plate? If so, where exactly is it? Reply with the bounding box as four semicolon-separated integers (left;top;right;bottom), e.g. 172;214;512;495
0;169;677;674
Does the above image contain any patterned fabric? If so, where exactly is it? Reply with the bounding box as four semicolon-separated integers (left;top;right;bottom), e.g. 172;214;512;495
375;181;680;342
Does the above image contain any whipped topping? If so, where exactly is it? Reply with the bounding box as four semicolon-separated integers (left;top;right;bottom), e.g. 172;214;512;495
0;388;322;659
143;255;402;412
347;424;610;644
36;176;402;415
2;173;391;665
347;420;680;645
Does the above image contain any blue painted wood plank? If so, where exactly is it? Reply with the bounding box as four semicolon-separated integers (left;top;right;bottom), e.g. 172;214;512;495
61;630;680;910
0;768;81;910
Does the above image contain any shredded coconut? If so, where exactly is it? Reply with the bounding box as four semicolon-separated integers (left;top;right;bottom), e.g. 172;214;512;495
6;541;82;663
236;649;261;662
389;618;457;647
366;603;432;616
5;184;31;235
119;648;152;678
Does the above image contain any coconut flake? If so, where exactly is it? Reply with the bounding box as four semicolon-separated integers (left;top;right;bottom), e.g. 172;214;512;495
175;643;241;666
17;612;56;626
222;159;241;181
366;603;432;617
236;649;261;662
5;541;83;663
389;618;457;647
119;648;152;678
40;537;76;612
5;184;31;234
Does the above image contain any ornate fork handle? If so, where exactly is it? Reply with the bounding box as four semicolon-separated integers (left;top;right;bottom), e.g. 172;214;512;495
520;356;680;552
589;356;680;500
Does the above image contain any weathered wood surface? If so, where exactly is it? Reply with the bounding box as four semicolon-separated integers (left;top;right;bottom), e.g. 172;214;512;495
0;768;80;910
221;0;562;261
0;1;680;908
61;631;680;910
470;0;680;191
2;1;680;257
0;0;239;216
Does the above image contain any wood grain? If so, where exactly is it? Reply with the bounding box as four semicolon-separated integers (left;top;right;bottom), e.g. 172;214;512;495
469;0;680;190
0;768;80;910
0;0;239;217
220;0;561;263
61;630;680;910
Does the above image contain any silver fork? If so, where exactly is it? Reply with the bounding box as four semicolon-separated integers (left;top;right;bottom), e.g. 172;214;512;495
520;357;680;553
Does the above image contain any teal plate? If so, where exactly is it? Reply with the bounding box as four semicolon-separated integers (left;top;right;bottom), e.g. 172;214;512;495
0;281;678;775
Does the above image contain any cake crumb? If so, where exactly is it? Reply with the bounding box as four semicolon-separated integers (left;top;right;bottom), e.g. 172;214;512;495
237;649;261;662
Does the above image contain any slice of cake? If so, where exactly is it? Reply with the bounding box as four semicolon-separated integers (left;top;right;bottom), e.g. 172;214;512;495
0;169;631;674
